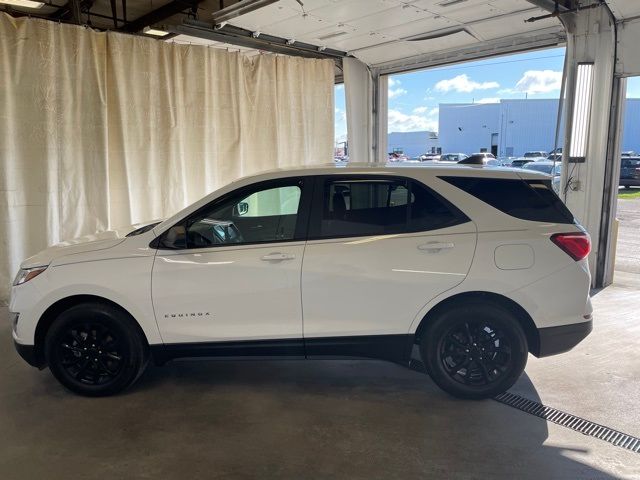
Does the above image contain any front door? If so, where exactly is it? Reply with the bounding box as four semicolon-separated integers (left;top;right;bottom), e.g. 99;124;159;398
152;178;311;346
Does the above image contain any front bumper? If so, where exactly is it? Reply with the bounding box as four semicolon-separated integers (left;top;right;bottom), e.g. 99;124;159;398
14;341;44;368
535;318;593;357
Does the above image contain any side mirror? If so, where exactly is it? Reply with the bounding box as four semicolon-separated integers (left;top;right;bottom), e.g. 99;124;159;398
160;225;187;249
236;202;249;216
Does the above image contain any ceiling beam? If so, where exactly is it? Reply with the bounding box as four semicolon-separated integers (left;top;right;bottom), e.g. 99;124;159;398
372;26;566;76
171;20;347;60
117;0;200;33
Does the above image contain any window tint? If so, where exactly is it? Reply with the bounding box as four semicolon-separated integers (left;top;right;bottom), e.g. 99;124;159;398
322;180;408;237
183;183;302;248
317;178;468;238
440;176;574;224
410;181;468;231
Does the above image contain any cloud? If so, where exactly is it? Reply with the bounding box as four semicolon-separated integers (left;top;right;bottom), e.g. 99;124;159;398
514;70;562;94
389;87;407;98
476;97;500;104
412;106;439;116
388;78;407;99
388;109;438;133
335;84;344;91
435;74;499;93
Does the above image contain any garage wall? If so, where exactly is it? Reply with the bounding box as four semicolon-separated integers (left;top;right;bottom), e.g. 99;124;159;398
0;14;334;301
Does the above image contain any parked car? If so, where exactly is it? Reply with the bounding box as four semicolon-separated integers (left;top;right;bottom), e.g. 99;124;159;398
471;152;496;159
440;153;468;162
620;156;640;188
419;153;441;162
10;163;592;400
496;157;515;167
510;158;535;168
523;151;548;160
522;160;562;192
522;161;561;176
457;154;499;166
621;151;637;157
389;153;409;162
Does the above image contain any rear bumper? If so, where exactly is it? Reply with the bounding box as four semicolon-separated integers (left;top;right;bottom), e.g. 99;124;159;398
535;318;593;357
14;341;44;368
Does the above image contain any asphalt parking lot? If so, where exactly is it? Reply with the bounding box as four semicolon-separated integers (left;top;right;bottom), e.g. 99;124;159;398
0;196;638;480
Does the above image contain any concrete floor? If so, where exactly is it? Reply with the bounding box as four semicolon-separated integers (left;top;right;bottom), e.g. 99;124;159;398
615;194;640;275
1;199;639;479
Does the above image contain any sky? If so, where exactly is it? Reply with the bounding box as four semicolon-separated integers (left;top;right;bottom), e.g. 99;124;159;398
336;47;571;143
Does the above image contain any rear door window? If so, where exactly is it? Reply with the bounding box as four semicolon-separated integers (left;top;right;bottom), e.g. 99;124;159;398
440;176;575;224
312;177;469;238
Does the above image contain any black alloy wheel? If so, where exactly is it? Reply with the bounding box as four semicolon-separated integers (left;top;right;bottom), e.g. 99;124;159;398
56;322;124;386
45;302;148;396
420;302;528;400
439;320;512;387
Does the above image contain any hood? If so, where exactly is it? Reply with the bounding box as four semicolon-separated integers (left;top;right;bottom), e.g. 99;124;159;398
20;221;162;269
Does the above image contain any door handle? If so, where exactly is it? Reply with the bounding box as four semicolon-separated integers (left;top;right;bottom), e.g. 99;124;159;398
418;242;455;252
261;252;295;261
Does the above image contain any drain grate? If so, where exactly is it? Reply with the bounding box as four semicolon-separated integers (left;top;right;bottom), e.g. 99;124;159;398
494;392;640;453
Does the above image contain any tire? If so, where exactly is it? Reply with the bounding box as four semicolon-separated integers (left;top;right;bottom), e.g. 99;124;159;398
420;303;528;400
44;302;148;397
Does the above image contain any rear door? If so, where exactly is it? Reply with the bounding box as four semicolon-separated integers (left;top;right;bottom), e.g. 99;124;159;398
301;175;477;347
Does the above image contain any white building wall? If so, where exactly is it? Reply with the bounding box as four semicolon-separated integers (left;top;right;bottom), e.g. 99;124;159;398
440;100;560;157
439;103;500;155
440;98;640;158
499;99;562;157
387;131;439;158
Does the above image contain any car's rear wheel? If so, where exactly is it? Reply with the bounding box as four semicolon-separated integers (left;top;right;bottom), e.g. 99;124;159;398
44;302;148;396
420;303;528;400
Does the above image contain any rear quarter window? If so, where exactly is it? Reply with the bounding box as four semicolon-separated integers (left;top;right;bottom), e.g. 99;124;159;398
439;176;575;224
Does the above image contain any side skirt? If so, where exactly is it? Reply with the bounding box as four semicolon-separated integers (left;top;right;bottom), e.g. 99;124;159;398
150;335;414;366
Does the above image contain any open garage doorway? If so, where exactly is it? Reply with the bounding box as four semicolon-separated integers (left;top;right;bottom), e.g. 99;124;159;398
613;77;640;281
384;47;566;166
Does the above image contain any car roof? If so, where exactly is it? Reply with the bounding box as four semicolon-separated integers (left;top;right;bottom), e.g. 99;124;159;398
247;161;549;181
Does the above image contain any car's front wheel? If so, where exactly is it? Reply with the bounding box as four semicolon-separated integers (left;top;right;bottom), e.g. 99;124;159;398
420;303;528;400
44;302;148;396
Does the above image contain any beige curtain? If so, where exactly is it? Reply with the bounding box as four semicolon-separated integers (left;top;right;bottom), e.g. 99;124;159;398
0;13;334;301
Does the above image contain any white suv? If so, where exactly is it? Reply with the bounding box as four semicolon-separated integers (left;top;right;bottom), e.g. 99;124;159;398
9;163;593;399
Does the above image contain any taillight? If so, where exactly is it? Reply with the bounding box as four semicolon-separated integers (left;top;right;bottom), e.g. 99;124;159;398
550;232;591;261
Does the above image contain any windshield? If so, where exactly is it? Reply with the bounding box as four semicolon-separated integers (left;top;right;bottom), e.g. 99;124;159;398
524;152;543;158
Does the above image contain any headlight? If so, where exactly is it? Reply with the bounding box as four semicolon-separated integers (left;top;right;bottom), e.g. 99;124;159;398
13;266;48;286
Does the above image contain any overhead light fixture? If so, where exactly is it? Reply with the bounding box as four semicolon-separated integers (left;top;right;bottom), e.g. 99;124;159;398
143;26;170;37
317;31;348;41
212;0;279;24
568;62;594;163
437;0;468;7
0;0;44;8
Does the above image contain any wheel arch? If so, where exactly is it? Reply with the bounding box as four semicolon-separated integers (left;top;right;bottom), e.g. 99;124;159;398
413;291;540;356
32;294;149;368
